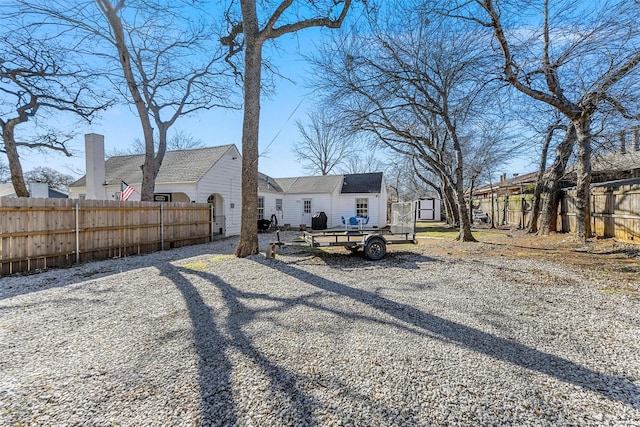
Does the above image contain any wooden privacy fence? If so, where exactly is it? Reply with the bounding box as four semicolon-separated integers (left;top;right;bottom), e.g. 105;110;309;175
473;182;640;243
0;198;214;276
474;195;535;230
563;182;640;242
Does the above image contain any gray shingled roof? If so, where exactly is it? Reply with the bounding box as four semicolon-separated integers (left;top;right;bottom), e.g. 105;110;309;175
273;175;343;194
340;172;383;194
258;172;285;193
70;145;236;187
590;150;640;173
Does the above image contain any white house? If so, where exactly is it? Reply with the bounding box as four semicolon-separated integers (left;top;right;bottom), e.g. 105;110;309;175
68;134;243;237
69;134;388;235
258;172;388;229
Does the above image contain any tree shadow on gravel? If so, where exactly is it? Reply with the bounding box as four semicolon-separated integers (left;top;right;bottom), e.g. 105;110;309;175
0;241;239;301
166;265;324;426
258;258;640;411
275;246;433;270
165;263;433;425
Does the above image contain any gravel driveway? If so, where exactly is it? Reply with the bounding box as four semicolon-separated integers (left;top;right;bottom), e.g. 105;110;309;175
1;232;639;426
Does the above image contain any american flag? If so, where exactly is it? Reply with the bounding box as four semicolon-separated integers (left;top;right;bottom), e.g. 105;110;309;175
120;181;135;201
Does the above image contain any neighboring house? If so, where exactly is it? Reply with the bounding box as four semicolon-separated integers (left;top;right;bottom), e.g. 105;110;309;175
258;172;388;229
582;149;640;182
0;182;68;199
68;134;242;237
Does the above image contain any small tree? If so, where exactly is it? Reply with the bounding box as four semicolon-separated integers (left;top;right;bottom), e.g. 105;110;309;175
293;110;355;175
24;167;75;190
108;129;205;157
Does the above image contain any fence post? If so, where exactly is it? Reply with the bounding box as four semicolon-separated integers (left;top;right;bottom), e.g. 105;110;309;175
160;203;165;251
210;204;214;242
75;201;80;264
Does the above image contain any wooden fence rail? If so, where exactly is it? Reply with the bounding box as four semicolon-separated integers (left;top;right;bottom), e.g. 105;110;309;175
0;198;214;276
473;183;640;243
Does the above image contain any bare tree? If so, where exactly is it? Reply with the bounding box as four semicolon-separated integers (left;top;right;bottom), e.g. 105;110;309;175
293;110;355;175
221;0;355;257
528;118;566;233
166;129;206;151
20;0;239;201
0;30;109;197
107;129;205;157
447;0;640;241
538;124;576;234
463;124;516;226
313;7;502;241
339;148;386;175
24;167;75;190
386;154;440;202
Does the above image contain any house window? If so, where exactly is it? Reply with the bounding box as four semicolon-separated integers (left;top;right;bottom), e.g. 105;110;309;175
356;198;369;217
303;199;312;214
276;198;283;211
258;197;265;220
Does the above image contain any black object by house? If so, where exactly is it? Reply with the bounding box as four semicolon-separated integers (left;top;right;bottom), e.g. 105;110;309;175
311;212;328;230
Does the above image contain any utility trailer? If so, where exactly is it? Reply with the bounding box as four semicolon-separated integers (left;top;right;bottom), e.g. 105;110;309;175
272;201;417;261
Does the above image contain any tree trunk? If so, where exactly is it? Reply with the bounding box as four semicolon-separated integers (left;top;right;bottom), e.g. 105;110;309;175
529;124;560;233
235;3;262;257
468;178;475;226
539;126;576;234
442;181;458;225
2;121;29;197
98;0;156;201
573;119;592;242
488;179;495;228
455;179;476;241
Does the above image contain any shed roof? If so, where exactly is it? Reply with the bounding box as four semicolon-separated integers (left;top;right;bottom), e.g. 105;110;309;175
70;144;237;187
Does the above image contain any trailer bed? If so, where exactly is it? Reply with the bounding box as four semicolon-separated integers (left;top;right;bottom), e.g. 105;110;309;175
302;230;415;248
273;229;416;261
272;201;418;261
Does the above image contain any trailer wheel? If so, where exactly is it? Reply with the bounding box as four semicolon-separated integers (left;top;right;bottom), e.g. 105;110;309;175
364;237;386;260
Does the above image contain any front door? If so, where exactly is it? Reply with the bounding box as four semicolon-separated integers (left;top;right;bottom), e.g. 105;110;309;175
302;198;313;227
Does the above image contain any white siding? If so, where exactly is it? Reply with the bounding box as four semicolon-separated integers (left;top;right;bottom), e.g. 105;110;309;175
279;193;334;228
335;193;387;229
196;146;242;236
260;178;389;230
260;192;285;225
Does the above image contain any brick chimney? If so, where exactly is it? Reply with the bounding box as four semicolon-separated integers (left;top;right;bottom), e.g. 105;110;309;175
85;133;106;200
634;126;640;151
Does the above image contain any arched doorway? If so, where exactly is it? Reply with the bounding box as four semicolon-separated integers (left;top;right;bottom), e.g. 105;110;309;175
207;193;225;236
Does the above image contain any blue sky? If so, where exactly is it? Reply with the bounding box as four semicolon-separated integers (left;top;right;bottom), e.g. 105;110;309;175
22;32;318;180
18;5;536;182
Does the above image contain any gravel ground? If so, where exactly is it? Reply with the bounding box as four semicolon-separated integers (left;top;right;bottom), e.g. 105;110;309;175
1;232;639;426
